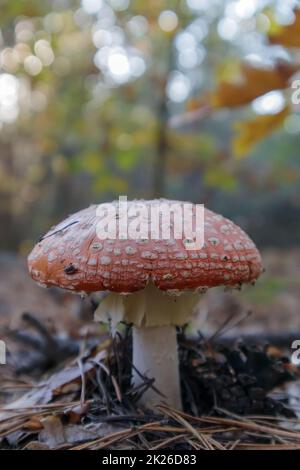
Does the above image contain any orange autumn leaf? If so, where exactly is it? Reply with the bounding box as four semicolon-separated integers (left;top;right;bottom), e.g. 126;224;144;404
269;10;300;47
24;418;44;431
211;63;298;108
233;106;289;157
187;94;211;112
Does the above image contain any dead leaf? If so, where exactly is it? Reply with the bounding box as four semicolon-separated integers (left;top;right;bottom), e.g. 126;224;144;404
67;402;90;424
168;104;211;128
269;10;300;47
24;417;43;431
39;415;65;449
23;441;50;450
0;348;107;425
233;106;289;157
211;63;298;108
47;422;125;446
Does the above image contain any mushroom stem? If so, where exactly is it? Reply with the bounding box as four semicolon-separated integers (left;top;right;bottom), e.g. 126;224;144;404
132;325;182;410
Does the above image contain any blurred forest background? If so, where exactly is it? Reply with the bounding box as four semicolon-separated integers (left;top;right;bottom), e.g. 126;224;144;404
0;0;300;334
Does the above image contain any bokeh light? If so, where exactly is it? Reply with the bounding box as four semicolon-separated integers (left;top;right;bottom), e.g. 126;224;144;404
127;16;148;37
226;0;258;20
0;48;19;73
24;55;43;76
0;73;19;123
175;32;197;50
81;0;103;15
15;19;34;42
179;46;205;69
129;56;146;77
167;71;191;102
107;48;130;82
217;17;239;40
158;10;178;32
186;0;211;12
43;12;64;33
34;40;55;67
92;29;114;48
109;0;129;11
252;90;286;115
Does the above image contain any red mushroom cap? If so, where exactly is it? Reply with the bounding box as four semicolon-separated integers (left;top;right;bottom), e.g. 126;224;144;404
28;200;262;294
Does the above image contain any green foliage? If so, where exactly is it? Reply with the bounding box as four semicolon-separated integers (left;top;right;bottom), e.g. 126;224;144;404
0;0;299;250
241;276;290;305
204;168;237;192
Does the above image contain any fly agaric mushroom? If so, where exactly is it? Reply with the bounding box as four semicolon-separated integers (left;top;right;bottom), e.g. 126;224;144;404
28;199;262;410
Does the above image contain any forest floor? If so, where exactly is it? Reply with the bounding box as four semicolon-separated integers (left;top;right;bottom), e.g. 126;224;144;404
0;249;300;450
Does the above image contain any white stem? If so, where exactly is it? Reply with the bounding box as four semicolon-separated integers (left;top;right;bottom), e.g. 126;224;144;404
132;325;182;409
